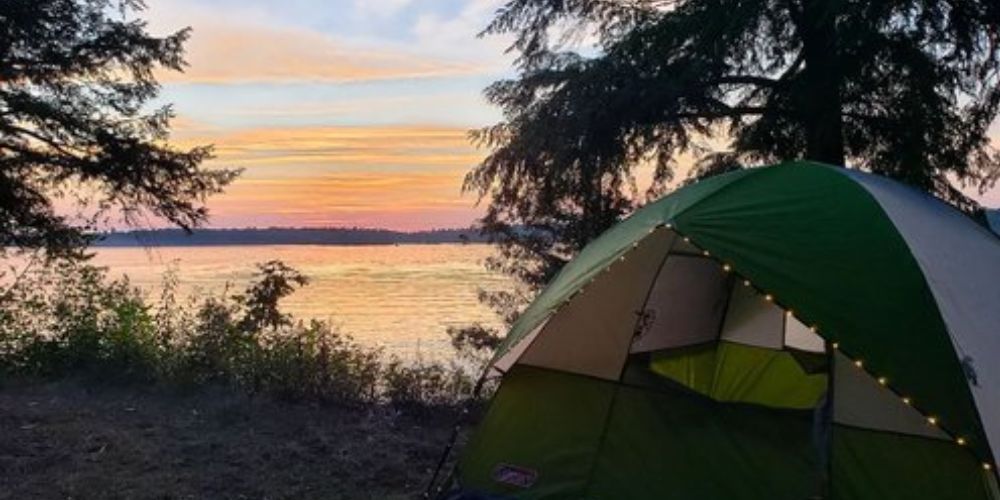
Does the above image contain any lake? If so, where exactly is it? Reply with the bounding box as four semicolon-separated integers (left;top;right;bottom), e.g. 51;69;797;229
88;244;511;359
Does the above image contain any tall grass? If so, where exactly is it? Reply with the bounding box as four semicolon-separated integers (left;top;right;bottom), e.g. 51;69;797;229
0;258;476;407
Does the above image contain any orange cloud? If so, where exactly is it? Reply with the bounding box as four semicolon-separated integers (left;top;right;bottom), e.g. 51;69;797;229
222;172;468;207
169;122;488;229
174;124;483;171
208;171;482;229
159;22;484;84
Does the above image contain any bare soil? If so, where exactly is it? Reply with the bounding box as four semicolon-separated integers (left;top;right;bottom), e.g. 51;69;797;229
0;379;457;500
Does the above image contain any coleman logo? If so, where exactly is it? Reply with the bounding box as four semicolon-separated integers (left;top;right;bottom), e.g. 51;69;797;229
633;308;656;338
492;463;538;488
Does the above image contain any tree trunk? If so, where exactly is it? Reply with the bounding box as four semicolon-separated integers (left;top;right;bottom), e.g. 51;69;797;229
799;0;846;166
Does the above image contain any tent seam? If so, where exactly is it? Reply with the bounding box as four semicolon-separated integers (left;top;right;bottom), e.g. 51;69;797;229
669;162;803;225
489;226;676;374
831;168;996;468
577;230;678;496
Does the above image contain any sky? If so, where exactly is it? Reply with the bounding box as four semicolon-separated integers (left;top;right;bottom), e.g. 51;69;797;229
143;0;999;231
144;0;510;230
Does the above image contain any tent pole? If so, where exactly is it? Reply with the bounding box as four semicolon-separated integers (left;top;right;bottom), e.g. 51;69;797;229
423;368;490;499
823;340;836;499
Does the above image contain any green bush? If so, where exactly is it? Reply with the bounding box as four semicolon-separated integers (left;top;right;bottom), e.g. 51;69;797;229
0;258;477;408
384;357;475;409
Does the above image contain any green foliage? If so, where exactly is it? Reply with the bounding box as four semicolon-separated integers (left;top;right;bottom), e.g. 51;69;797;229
237;260;309;332
470;0;1000;290
447;323;504;369
0;259;475;408
384;357;475;409
0;0;239;259
0;258;155;377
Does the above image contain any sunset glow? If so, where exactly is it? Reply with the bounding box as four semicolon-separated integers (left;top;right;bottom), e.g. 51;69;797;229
145;0;508;230
147;0;1000;231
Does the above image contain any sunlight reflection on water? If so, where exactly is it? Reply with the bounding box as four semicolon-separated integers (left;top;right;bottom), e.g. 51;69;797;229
88;244;511;359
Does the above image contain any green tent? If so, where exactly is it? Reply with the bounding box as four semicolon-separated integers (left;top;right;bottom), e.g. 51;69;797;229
447;162;1000;499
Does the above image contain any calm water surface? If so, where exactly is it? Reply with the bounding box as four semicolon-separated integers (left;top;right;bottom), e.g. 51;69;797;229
89;244;510;358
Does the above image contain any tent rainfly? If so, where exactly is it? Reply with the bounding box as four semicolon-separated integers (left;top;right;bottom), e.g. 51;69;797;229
443;162;1000;499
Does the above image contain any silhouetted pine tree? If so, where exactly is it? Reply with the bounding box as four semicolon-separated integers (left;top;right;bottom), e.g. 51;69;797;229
468;0;1000;291
0;0;238;258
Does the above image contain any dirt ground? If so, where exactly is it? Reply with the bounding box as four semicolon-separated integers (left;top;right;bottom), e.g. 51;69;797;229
0;379;459;500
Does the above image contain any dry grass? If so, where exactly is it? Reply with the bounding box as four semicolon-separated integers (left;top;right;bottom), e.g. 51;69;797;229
0;378;460;500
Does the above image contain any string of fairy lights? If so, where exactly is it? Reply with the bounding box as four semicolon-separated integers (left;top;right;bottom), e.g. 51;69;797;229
514;221;994;474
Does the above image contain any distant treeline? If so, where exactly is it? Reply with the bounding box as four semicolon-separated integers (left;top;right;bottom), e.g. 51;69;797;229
88;210;1000;248
93;227;487;247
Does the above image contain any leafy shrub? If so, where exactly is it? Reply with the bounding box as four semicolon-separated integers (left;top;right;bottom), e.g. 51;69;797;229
384;357;475;408
0;257;476;408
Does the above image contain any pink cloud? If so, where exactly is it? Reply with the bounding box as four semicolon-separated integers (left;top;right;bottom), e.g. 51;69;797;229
157;23;484;84
166;123;488;229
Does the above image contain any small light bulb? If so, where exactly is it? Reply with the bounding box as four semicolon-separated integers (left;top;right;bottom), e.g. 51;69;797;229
743;280;751;287
878;377;887;386
927;416;938;426
786;310;794;317
665;223;673;229
764;294;774;302
985;463;993;471
957;437;966;446
854;359;864;368
722;264;732;272
830;341;838;348
902;397;912;405
683;237;691;243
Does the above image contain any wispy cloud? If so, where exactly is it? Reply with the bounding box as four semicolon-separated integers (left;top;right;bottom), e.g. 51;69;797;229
208;171;482;229
411;0;509;62
146;0;493;85
354;0;414;19
173;123;482;171
158;23;484;84
169;121;486;229
145;0;997;231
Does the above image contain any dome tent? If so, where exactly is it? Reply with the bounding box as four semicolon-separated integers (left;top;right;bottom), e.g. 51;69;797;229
446;162;1000;499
